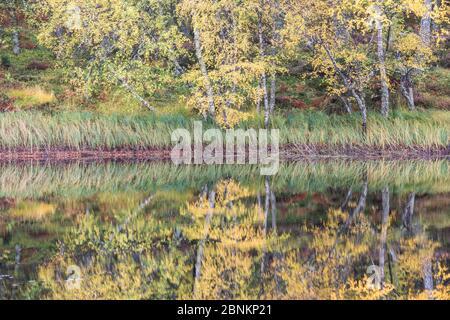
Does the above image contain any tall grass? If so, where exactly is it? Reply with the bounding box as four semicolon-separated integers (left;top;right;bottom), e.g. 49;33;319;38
0;110;448;149
273;109;450;147
0;112;188;149
0;160;448;199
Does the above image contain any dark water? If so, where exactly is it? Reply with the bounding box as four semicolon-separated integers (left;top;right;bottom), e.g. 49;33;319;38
0;161;449;300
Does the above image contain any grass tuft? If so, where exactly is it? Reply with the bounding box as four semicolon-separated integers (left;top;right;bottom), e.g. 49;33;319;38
6;86;56;109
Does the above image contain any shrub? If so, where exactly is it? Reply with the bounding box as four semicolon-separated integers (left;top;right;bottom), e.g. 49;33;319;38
0;93;14;112
27;61;50;70
1;55;11;68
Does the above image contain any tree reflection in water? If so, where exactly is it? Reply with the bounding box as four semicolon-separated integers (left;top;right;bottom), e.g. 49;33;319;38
0;164;449;300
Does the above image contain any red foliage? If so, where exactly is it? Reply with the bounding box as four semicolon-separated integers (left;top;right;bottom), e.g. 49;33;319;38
312;193;330;205
291;98;307;109
21;40;37;50
98;90;109;102
276;95;292;106
0;10;12;27
27;61;50;70
278;83;289;94
285;193;308;204
295;84;305;93
0;197;16;210
15;11;26;24
276;95;309;109
311;96;331;108
0;94;14;112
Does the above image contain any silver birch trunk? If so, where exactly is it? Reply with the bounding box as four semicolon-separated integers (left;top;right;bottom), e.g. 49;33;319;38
269;0;280;116
260;178;270;280
193;189;215;297
339;96;353;114
402;193;416;235
269;74;276;114
12;31;20;55
263;73;270;128
10;3;20;55
258;10;270;128
379;187;390;288
375;5;390;117
423;257;434;296
271;191;277;232
107;65;156;112
420;0;433;46
256;80;262;114
193;28;215;117
351;88;368;134
400;73;415;110
323;44;367;133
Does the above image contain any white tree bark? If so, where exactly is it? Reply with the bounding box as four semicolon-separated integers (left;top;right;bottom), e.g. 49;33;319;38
107;65;156;112
323;44;368;133
9;1;20;55
269;74;276;114
12;31;20;55
339;95;353;114
423;257;434;295
193;188;215;297
269;0;280;115
258;9;270;128
400;73;415;110
402;193;416;235
420;0;433;46
374;5;390;117
193;28;216;117
379;187;390;288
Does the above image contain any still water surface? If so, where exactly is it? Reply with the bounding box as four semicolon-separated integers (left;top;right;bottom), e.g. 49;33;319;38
0;160;449;299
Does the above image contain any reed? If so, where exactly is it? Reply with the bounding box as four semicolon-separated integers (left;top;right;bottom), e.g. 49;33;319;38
0;110;448;150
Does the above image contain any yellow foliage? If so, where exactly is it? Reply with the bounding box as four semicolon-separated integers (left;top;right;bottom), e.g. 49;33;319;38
9;201;56;221
7;86;56;109
32;182;450;300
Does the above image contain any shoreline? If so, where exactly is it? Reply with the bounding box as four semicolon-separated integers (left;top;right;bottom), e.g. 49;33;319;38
0;144;448;162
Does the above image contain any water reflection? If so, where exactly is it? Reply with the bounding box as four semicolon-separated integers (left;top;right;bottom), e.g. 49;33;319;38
0;161;449;300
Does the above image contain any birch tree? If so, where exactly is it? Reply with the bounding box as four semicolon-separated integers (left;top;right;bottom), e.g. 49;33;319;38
392;0;448;110
256;0;284;127
179;0;287;128
179;0;256;127
419;0;433;47
37;0;187;107
284;0;373;132
1;0;24;55
370;2;391;117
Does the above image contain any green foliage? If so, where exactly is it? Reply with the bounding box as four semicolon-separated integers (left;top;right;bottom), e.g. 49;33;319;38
1;55;11;68
36;0;187;103
0;0;447;128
